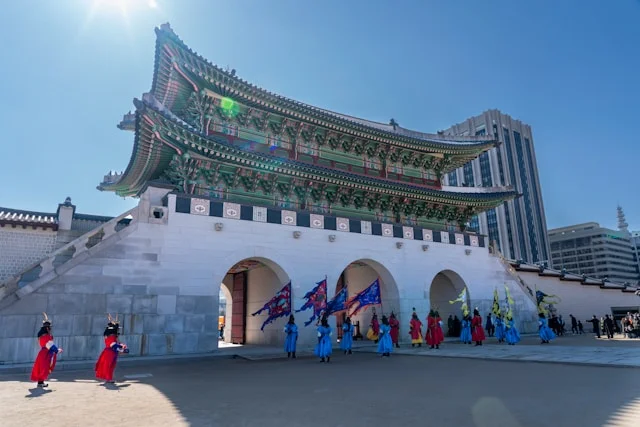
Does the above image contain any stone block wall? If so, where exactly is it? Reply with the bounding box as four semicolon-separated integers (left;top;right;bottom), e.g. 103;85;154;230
0;223;220;365
0;228;57;283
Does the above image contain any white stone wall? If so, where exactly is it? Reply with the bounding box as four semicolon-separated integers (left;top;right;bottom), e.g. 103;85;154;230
516;272;640;320
0;189;543;364
0;228;57;283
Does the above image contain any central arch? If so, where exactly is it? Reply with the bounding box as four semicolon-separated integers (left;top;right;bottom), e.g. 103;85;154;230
218;257;291;347
332;259;401;343
428;270;469;337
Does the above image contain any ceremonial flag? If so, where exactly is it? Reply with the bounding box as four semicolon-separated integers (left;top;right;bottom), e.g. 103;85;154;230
347;278;382;316
492;288;501;316
449;287;469;316
535;288;560;314
251;282;292;331
504;284;514;321
296;278;328;326
326;287;349;315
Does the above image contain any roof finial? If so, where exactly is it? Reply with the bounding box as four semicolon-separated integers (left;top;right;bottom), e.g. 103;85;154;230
389;118;398;130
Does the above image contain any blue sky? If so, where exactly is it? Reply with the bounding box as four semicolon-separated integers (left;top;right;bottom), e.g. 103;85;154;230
0;0;638;230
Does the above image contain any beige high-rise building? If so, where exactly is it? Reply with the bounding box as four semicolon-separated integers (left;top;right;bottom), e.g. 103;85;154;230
444;110;550;264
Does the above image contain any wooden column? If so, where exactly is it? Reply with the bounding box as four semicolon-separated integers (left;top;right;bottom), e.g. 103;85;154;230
231;271;247;344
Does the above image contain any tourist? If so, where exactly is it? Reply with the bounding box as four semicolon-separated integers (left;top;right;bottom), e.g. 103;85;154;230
460;314;472;345
389;312;400;348
505;314;521;345
586;315;601;338
557;315;565;336
485;313;495;337
570;314;578;334
409;309;423;347
341;316;354;355
538;313;555;344
284;314;298;358
425;309;444;349
495;313;507;343
578;320;584;334
95;315;129;384
471;308;486;346
453;315;462;337
447;315;454;337
367;311;380;343
377;315;393;357
603;314;614;339
31;313;62;388
315;314;333;363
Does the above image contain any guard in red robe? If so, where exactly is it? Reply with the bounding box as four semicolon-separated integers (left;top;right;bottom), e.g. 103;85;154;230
389;312;400;348
30;313;62;388
409;308;423;347
95;315;129;383
425;309;445;349
472;308;486;346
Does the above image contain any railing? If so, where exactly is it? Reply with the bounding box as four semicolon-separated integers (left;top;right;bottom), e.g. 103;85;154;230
0;207;138;304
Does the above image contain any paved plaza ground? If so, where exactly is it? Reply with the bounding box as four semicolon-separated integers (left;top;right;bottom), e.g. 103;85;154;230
1;334;640;427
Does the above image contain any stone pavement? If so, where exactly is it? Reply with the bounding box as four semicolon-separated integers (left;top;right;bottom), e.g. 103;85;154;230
1;353;639;427
355;334;640;368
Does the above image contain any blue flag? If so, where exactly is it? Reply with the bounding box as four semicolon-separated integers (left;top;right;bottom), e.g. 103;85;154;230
347;278;382;316
326;287;348;316
251;282;292;331
296;279;328;326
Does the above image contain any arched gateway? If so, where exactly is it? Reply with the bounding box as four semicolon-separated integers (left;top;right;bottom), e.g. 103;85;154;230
428;270;470;334
219;257;291;347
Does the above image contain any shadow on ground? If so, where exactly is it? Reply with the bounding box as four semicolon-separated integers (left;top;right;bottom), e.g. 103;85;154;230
1;351;640;427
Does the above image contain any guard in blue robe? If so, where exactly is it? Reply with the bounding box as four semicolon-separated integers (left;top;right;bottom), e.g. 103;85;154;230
505;317;520;345
284;315;298;358
315;315;333;363
538;313;555;344
495;315;507;343
341;316;354;355
377;315;393;357
460;315;472;344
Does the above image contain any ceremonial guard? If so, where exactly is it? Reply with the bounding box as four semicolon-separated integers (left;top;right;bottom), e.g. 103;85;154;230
341;316;354;355
31;313;62;388
315;314;333;363
389;312;400;348
538;313;555;344
367;310;380;343
409;308;423;347
95;314;129;383
505;314;521;345
471;308;486;346
460;314;472;344
284;315;298;358
495;313;507;343
425;309;444;349
377;315;393;357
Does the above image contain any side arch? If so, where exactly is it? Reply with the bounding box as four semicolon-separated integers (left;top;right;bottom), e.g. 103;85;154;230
428;269;470;335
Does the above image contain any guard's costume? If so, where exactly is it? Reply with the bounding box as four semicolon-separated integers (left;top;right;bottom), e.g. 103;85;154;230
425;310;444;349
388;312;400;348
284;314;298;358
471;308;486;346
30;313;62;387
95;314;129;383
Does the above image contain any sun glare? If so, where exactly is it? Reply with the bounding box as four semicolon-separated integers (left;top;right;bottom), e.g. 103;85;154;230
91;0;157;17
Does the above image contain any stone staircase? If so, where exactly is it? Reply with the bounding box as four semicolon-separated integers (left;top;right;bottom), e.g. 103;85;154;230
0;207;138;309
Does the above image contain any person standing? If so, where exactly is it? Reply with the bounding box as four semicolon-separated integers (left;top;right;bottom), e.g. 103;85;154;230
495;313;507;343
505;314;521;345
471;309;486;346
284;315;298;358
31;313;62;388
425;309;444;349
447;315;454;337
538;313;555;344
485;313;495;337
315;314;333;363
341;316;354;355
586;315;601;338
409;309;423;347
377;315;393;357
603;315;614;339
578;320;584;334
460;314;472;345
95;315;129;383
570;314;578;334
389;312;400;348
367;311;380;343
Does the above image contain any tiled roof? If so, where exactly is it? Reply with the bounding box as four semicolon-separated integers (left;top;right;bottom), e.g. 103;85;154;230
0;208;58;229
